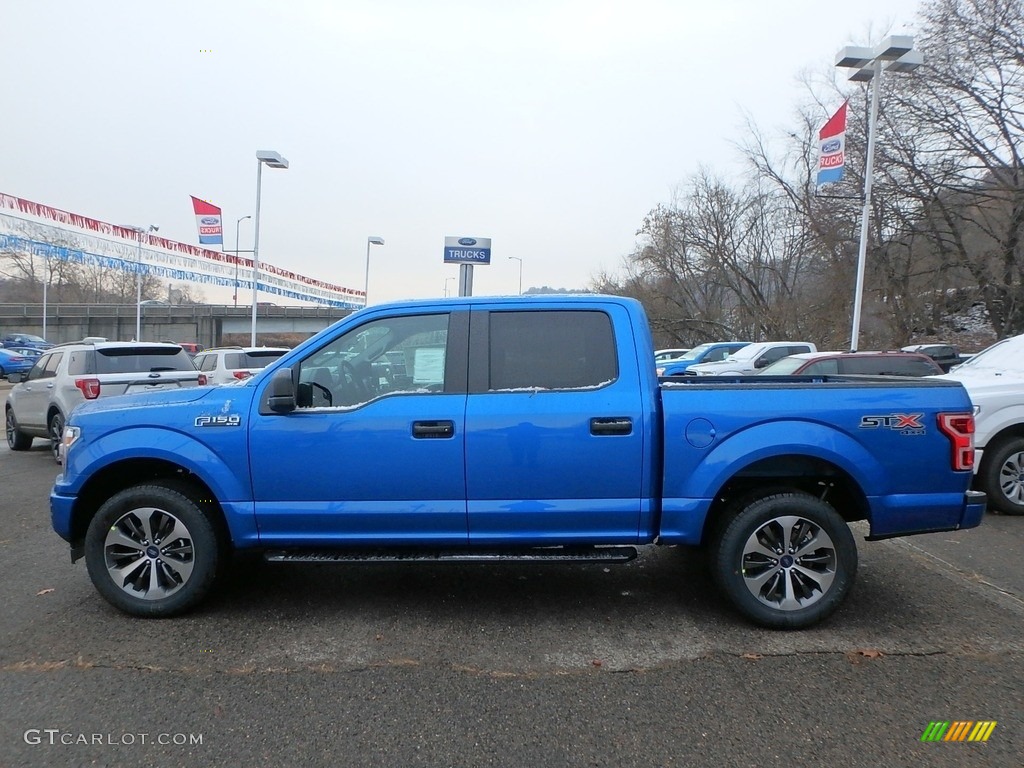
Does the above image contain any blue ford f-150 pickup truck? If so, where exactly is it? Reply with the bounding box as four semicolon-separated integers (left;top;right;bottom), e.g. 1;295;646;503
49;295;986;628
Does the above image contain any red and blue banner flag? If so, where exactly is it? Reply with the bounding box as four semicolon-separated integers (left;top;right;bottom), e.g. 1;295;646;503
190;196;223;245
816;100;848;188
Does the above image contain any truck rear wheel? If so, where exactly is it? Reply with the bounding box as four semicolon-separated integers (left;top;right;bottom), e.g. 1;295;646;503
84;483;223;617
711;492;857;629
979;437;1024;515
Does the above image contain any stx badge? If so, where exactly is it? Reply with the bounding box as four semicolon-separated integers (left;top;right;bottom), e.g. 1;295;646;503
195;415;241;427
859;413;925;435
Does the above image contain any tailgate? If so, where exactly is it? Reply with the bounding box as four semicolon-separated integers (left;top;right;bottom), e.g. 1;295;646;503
101;372;203;396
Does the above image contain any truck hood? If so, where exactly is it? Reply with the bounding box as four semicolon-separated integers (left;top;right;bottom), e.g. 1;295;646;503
941;369;1024;401
71;386;222;417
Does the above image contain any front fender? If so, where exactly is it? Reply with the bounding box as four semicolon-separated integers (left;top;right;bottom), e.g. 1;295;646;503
66;425;252;501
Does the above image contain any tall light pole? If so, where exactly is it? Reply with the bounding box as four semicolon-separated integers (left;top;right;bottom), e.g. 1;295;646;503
252;150;289;346
443;277;454;297
234;214;251;308
364;236;384;306
835;35;922;351
125;224;159;341
508;256;523;295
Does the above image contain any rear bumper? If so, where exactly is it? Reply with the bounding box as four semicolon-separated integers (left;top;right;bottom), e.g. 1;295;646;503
958;489;987;529
866;489;987;541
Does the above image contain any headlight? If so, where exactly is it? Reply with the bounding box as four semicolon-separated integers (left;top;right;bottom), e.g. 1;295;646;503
60;425;81;464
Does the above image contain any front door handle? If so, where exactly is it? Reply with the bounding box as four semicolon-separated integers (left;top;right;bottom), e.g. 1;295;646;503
412;420;455;439
590;417;633;436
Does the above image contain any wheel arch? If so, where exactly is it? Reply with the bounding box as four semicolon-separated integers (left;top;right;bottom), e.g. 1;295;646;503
68;459;231;554
699;453;868;546
979;424;1024;468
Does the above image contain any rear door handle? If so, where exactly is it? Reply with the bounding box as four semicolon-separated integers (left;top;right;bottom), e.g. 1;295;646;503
590;417;633;436
412;420;455;439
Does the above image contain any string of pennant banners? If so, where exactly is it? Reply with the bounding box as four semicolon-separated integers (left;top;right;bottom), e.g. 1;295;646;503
0;192;365;309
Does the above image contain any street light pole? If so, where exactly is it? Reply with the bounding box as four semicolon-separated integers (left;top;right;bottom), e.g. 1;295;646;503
444;277;454;297
364;236;385;306
508;256;523;295
125;224;158;341
252;150;289;346
234;215;251;308
835;35;922;351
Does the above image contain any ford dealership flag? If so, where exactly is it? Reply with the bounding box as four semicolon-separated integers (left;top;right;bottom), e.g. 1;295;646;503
816;100;848;188
190;196;223;245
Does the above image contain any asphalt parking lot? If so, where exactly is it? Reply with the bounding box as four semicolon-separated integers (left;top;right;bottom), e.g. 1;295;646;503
1;397;1022;767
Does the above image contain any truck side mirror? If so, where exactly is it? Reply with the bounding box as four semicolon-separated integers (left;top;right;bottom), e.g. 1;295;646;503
267;368;296;413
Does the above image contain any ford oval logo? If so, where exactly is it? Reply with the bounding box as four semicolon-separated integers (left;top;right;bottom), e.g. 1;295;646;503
458;238;477;246
200;216;219;225
822;139;841;153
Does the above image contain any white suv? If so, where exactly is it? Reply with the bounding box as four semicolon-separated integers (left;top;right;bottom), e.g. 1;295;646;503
5;341;205;461
192;346;290;385
942;333;1024;515
687;342;818;376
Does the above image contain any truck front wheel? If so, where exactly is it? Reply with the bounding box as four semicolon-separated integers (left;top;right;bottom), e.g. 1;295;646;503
84;484;223;617
979;437;1024;515
711;492;857;629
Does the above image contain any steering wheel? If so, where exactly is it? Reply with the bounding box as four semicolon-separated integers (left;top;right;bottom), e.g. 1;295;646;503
341;361;370;400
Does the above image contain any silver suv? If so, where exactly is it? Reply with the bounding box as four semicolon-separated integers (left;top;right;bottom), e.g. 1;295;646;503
5;340;205;461
192;346;289;386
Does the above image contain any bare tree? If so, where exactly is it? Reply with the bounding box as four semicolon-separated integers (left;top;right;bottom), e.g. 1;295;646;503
884;0;1024;337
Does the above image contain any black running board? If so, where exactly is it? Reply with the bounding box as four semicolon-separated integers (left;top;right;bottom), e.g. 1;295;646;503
263;546;638;564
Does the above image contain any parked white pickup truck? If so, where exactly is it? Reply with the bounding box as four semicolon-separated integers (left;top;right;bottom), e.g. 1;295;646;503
687;341;817;376
943;333;1024;515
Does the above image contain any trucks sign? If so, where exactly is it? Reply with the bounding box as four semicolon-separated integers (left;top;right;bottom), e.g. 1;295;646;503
444;236;491;265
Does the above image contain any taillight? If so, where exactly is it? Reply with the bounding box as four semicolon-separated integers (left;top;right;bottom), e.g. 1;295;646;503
232;371;251;380
938;413;975;471
198;373;208;385
74;378;101;400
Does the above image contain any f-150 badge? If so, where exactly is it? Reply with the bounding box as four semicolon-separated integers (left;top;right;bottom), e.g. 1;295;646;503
195;415;241;427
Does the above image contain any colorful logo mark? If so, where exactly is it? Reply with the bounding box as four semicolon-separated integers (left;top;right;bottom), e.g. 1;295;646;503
921;721;997;742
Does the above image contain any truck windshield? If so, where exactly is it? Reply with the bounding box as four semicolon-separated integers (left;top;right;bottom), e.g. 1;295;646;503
955;335;1024;373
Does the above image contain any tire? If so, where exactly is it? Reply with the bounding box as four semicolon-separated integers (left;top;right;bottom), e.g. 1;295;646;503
84;483;224;617
48;411;65;463
6;408;33;451
711;492;858;629
979;437;1024;515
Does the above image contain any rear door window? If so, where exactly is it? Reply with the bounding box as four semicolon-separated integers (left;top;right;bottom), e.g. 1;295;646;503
487;310;617;390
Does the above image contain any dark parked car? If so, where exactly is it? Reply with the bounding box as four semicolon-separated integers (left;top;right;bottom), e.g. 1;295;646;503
901;344;968;373
1;332;53;350
760;351;944;377
0;348;36;380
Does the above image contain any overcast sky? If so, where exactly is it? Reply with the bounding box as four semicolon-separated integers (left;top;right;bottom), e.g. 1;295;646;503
2;0;921;305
